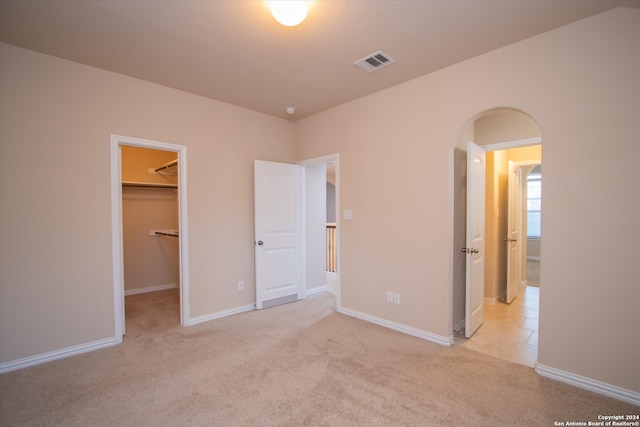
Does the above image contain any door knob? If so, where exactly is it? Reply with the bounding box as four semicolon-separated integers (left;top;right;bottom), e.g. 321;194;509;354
461;248;479;254
257;240;264;246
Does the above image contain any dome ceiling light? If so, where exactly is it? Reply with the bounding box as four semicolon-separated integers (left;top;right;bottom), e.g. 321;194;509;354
270;1;308;27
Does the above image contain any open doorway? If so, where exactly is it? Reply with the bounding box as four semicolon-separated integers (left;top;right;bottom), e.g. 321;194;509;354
253;155;340;311
451;109;542;367
121;146;180;335
298;154;340;306
325;163;338;295
110;134;189;341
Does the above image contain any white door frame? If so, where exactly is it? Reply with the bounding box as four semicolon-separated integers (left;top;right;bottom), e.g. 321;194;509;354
512;159;541;288
297;154;341;310
505;160;521;304
110;134;190;340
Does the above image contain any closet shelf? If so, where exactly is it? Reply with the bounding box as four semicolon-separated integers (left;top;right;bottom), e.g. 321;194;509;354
122;181;177;189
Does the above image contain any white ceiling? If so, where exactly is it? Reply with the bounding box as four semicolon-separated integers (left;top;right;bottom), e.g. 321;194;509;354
1;0;638;120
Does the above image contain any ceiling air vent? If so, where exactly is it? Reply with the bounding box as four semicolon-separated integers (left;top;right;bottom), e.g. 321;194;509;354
354;50;395;72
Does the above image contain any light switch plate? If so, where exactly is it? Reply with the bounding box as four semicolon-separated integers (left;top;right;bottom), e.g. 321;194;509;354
344;209;352;220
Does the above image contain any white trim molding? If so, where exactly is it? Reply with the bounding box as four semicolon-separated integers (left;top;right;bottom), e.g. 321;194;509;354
339;306;454;347
484;296;498;304
187;304;255;327
124;283;177;296
535;363;640;406
305;285;329;297
0;337;118;374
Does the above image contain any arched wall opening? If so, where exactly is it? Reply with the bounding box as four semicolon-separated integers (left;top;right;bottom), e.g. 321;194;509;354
450;107;542;365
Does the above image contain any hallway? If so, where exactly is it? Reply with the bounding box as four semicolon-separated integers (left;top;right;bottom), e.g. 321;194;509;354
455;285;539;367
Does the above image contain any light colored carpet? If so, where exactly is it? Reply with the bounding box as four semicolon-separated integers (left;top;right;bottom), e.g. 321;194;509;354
1;291;636;426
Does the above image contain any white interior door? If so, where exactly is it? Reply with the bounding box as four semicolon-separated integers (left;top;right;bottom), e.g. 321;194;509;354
505;161;521;303
254;160;303;309
465;141;486;338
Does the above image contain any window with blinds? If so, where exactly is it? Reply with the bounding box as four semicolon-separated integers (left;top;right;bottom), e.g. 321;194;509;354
527;168;542;238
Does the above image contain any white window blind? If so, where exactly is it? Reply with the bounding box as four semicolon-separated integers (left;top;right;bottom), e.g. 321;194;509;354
527;171;541;238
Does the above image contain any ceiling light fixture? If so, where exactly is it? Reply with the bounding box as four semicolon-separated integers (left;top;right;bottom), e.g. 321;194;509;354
270;1;308;27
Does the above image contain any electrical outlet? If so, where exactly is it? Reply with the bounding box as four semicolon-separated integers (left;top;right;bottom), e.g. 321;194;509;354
237;281;244;291
393;292;400;304
386;291;393;303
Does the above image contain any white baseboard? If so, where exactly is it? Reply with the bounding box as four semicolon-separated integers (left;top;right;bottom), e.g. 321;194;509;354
535;363;640;406
187;303;255;326
338;306;454;347
124;283;177;296
0;337;119;374
484;296;498;304
305;285;329;297
1;303;259;372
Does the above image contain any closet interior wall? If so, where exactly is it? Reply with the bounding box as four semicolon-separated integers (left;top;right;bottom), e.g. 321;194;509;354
121;146;179;295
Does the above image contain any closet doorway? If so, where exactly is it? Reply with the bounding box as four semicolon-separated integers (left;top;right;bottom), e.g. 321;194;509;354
110;135;189;339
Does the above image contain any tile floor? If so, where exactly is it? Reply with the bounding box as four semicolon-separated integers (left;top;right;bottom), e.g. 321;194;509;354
454;285;539;367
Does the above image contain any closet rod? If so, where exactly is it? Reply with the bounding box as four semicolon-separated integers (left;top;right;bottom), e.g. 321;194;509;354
155;159;178;172
155;231;179;237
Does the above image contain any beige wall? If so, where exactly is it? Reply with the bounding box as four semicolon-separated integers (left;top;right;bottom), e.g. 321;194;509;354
474;108;541;145
305;162;328;292
121;146;179;185
484;149;506;300
451;148;467;330
122;186;179;293
505;146;541;164
295;8;640;392
0;43;295;363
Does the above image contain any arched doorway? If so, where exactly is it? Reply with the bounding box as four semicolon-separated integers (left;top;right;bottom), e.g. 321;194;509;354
450;108;542;366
